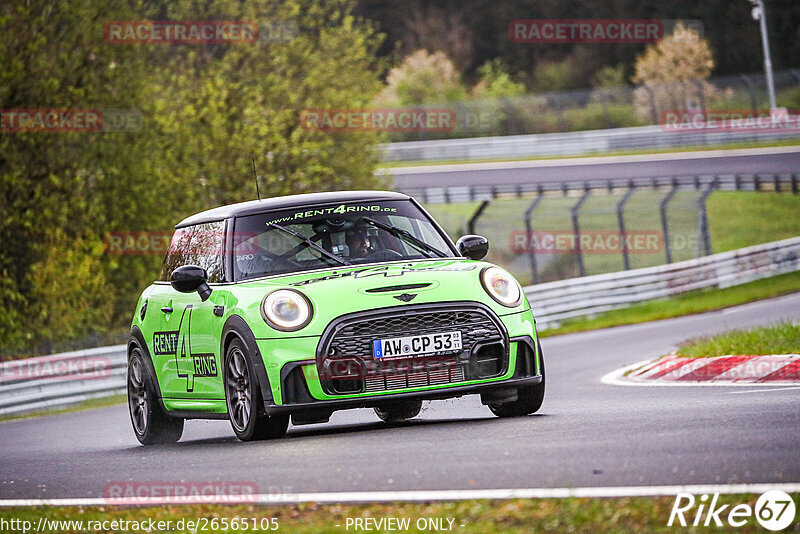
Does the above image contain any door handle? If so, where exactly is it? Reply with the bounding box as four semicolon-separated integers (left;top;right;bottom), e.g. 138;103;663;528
161;306;173;314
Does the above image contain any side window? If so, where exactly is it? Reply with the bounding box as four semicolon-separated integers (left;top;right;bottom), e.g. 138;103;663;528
160;221;225;282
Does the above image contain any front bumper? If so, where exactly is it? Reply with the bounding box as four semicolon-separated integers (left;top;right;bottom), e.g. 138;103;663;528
263;333;542;416
264;374;542;415
255;302;540;413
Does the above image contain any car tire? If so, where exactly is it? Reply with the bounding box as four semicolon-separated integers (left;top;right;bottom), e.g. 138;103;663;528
489;342;545;418
224;338;289;441
374;399;423;422
128;348;184;445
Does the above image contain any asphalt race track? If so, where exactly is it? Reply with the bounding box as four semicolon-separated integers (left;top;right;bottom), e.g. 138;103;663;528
2;293;799;500
387;147;800;190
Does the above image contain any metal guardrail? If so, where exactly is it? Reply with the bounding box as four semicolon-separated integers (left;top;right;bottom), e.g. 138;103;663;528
400;172;800;204
525;236;800;328
382;124;800;163
0;345;127;416
1;236;798;416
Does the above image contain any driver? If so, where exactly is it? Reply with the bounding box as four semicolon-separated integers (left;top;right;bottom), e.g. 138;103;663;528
345;224;373;258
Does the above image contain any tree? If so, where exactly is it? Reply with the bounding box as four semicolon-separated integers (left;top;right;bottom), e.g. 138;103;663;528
631;22;715;121
471;59;526;99
0;0;388;356
374;49;467;106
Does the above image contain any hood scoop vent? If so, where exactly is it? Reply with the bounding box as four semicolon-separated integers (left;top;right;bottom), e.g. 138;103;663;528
365;283;432;294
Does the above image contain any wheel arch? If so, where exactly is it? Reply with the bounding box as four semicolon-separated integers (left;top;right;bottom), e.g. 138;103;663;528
128;326;168;412
220;315;274;404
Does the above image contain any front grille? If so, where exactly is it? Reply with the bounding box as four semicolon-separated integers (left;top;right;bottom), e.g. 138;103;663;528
325;308;503;360
317;303;508;394
364;356;464;392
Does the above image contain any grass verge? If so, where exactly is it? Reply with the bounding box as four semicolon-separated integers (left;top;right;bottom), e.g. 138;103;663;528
0;393;126;423
540;270;800;338
382;139;800;168
677;321;800;358
1;494;794;533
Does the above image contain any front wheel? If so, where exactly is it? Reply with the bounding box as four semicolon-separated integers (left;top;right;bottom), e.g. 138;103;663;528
224;339;289;441
374;399;423;422
489;345;545;418
128;348;184;445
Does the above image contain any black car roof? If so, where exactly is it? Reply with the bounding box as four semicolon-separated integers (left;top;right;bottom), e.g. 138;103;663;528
175;190;411;228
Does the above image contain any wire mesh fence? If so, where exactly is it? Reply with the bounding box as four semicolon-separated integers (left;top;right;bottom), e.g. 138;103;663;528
422;174;798;285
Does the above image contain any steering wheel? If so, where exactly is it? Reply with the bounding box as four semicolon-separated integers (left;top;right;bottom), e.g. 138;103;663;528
364;249;404;261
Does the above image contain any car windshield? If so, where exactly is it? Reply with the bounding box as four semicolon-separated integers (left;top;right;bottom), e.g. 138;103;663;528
232;199;455;280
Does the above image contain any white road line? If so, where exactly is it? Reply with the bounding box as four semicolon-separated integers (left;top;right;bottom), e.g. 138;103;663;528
2;483;800;507
383;146;800;175
728;386;800;394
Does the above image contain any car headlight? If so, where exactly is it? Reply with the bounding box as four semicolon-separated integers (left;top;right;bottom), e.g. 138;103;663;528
261;289;313;331
480;266;522;307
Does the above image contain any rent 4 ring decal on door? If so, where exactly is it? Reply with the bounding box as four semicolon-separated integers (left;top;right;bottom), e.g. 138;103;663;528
153;307;218;392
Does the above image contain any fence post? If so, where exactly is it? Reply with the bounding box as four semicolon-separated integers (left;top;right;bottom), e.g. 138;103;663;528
551;94;567;132
641;85;658;124
617;181;636;270
772;173;780;193
660;179;679;263
524;187;545;284
693;79;706;114
739;74;758;115
600;89;612;129
791;69;800;87
793;173;799;195
571;184;592;277
468;200;490;235
695;178;716;258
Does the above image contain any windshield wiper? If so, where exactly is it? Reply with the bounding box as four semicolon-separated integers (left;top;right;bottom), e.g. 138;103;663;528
268;223;352;266
361;217;448;258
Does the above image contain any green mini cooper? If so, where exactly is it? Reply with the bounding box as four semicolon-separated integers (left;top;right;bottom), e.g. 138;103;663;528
128;191;544;444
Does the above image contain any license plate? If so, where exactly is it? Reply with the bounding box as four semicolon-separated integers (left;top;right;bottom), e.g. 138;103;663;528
372;331;462;359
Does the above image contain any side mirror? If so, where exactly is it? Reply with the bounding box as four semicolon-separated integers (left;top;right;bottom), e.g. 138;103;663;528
171;265;212;302
456;235;489;260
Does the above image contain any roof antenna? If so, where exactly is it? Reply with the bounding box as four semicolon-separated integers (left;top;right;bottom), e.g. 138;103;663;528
251;157;262;202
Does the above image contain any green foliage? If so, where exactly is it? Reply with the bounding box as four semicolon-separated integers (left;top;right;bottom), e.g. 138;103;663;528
0;0;387;356
563;102;646;131
471;59;525;99
592;65;627;89
677;321;800;357
531;60;576;92
375;49;467;106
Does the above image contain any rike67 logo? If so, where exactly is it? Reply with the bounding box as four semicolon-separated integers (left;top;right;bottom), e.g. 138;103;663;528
668;490;796;530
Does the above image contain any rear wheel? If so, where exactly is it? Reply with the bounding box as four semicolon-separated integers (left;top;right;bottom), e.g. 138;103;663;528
224;338;289;441
128;348;184;445
489;343;545;418
374;399;423;422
